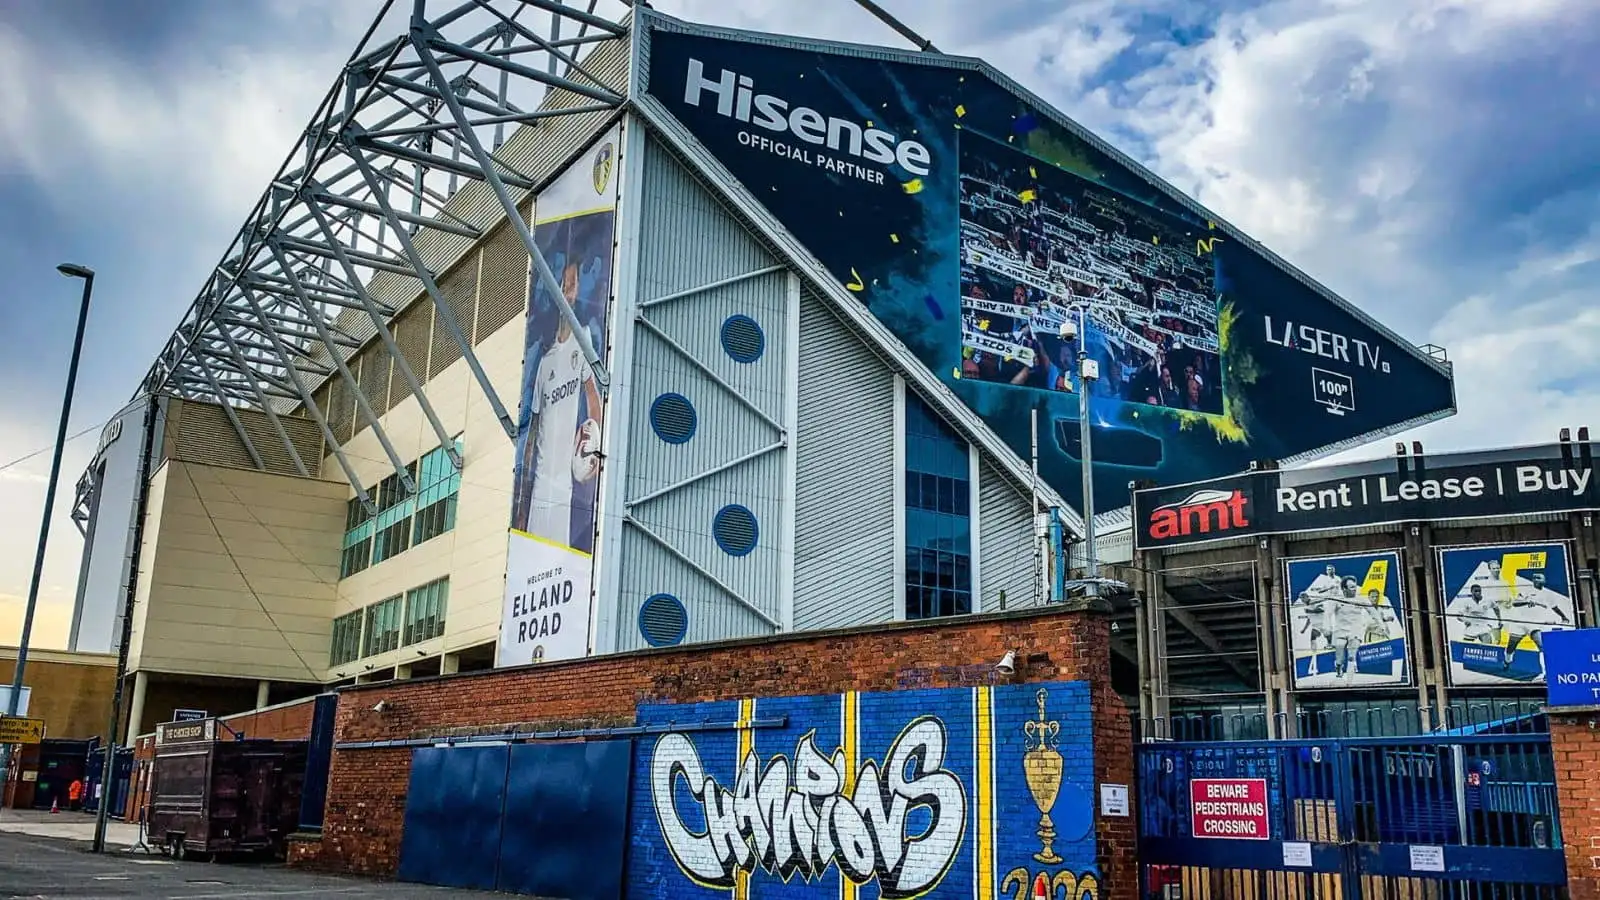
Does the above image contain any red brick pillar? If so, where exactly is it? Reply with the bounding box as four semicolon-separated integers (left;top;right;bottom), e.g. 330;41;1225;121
1553;709;1600;900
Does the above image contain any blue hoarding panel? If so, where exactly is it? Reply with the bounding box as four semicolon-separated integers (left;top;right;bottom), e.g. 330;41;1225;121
1545;627;1600;707
640;17;1454;512
496;741;631;900
628;681;1099;899
397;745;510;891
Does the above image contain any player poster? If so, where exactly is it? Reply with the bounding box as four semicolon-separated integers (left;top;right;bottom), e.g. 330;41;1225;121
1438;542;1577;687
500;126;619;668
1283;551;1410;690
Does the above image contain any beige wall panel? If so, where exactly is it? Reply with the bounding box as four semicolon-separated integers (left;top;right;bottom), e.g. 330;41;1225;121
132;461;344;683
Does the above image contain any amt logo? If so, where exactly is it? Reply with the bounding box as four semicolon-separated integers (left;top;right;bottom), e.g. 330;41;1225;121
1147;489;1250;542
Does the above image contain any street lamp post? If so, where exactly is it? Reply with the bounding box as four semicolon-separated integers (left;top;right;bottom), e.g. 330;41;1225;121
1;263;95;809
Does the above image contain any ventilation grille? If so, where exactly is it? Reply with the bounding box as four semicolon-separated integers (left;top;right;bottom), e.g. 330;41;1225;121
388;300;433;411
476;209;530;344
639;594;687;647
428;252;479;379
649;393;697;444
720;315;765;364
353;345;390;437
713;505;759;557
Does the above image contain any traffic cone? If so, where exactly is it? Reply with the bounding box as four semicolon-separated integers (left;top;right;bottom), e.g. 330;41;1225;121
50;798;58;814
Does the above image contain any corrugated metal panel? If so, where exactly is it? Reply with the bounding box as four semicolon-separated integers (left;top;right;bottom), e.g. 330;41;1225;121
352;345;390;436
793;289;897;630
388;299;432;411
475;208;530;345
167;401;254;470
615;529;772;652
615;136;789;647
427;251;478;380
234;407;324;477
327;376;356;445
978;457;1040;611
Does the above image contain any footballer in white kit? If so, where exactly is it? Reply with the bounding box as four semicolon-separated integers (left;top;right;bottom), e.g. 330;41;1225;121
1501;572;1572;672
1451;583;1502;644
1297;564;1342;673
517;260;603;550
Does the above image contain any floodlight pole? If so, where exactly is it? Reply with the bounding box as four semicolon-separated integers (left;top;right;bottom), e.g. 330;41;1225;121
2;265;94;809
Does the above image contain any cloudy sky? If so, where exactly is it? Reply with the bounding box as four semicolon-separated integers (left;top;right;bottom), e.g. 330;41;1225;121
1;0;1595;648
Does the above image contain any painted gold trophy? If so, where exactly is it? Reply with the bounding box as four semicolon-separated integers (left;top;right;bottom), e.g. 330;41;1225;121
1022;687;1064;864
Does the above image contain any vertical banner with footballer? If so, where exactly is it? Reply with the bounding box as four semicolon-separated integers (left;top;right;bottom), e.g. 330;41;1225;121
1438;542;1577;686
1283;551;1409;690
500;127;620;668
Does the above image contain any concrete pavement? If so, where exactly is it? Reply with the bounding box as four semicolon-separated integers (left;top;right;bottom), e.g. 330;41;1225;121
0;824;471;899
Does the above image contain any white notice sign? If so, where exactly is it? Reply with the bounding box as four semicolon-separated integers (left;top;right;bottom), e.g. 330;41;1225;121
1099;783;1130;817
1409;844;1445;873
497;531;594;668
1282;842;1312;868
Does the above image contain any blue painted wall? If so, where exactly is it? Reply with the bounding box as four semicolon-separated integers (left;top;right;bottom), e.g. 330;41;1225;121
629;681;1101;899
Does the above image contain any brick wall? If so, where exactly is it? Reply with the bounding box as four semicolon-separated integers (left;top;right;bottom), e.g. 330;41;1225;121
311;604;1134;899
1553;710;1600;900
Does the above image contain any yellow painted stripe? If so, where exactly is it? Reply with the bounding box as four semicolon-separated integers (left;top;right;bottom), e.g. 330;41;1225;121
735;698;755;900
508;528;592;558
975;686;996;897
842;691;859;900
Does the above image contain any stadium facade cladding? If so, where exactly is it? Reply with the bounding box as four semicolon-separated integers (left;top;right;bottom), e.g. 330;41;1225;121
64;2;1455;734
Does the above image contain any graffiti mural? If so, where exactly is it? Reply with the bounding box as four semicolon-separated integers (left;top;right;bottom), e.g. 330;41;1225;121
630;681;1101;899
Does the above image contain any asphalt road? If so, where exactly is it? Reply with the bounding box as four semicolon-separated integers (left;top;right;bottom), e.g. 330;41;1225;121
0;830;471;899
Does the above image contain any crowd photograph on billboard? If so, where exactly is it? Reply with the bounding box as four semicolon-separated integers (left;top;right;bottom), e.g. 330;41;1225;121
1438;542;1577;686
957;132;1223;416
1282;551;1409;690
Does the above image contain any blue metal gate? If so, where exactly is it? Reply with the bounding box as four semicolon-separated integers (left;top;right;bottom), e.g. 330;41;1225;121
1138;734;1567;898
396;740;632;898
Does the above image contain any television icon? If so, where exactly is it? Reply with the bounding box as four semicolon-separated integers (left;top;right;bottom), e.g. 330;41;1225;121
1312;368;1355;416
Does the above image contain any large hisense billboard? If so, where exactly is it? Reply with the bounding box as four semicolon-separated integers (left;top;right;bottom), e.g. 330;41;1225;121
638;16;1456;511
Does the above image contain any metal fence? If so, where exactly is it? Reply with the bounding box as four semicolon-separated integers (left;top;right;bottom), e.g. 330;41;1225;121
1140;697;1548;743
1138;733;1566;899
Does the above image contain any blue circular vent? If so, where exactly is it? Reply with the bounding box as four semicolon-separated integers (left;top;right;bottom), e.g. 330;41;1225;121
720;315;765;364
712;504;759;557
649;393;697;444
639;593;688;647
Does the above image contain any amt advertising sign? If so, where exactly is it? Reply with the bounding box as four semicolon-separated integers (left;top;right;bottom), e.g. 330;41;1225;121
1133;443;1599;549
639;15;1455;512
630;682;1101;899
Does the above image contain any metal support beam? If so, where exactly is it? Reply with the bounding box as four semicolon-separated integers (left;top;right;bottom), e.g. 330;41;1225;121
240;288;374;514
1161;592;1257;685
625;515;781;630
127;0;631;470
636;317;784;434
210;330;311;477
269;250;417;492
301;189;475;461
192;360;266;470
638;265;788;310
627;441;785;508
340;145;515;442
410;32;611;393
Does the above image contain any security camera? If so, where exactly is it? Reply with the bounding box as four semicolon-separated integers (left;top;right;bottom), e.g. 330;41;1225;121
1058;319;1078;341
372;700;388;714
994;650;1016;677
